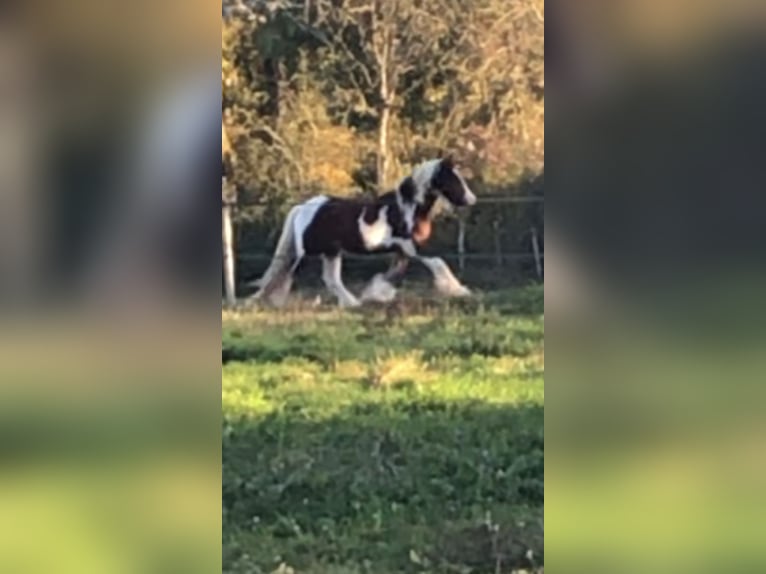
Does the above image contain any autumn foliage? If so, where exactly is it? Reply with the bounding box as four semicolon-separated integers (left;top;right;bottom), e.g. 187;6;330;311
222;0;544;216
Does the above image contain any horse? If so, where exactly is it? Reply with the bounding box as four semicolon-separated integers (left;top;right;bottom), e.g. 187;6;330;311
250;156;477;307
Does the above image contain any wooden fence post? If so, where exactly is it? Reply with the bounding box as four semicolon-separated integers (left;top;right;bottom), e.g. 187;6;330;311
222;121;237;307
493;217;503;268
222;200;236;307
531;225;542;280
457;217;466;273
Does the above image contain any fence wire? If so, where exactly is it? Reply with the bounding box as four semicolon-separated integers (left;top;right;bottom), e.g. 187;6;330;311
237;252;540;261
227;195;544;295
235;194;544;209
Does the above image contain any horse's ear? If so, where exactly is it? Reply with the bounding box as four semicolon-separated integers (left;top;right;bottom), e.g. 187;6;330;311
441;153;455;169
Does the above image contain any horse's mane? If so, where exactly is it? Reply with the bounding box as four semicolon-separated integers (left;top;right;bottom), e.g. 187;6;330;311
313;158;442;215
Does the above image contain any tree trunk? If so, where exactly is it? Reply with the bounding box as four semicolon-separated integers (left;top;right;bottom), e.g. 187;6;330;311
377;103;391;190
376;4;394;191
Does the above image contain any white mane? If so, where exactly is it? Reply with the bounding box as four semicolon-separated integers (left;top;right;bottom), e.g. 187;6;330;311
409;159;442;202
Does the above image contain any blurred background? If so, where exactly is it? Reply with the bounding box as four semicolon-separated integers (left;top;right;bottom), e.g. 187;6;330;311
548;0;766;572
0;0;220;573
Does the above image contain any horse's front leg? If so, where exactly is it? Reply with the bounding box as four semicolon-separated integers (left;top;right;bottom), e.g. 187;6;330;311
415;256;472;298
361;245;414;303
392;240;471;297
383;253;411;284
360;256;402;303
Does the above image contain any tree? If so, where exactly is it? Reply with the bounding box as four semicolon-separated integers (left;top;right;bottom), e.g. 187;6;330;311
312;0;471;188
395;0;544;186
223;0;544;200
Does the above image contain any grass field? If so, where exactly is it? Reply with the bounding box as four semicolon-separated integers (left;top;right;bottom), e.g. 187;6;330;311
222;286;544;574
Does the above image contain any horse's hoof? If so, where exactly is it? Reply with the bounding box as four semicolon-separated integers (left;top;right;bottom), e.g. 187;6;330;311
435;281;472;298
453;286;472;298
361;274;397;303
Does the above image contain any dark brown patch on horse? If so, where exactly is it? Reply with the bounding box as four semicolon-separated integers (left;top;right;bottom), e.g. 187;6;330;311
300;158;468;258
398;176;417;202
302;192;408;256
384;194;410;238
302;198;366;256
362;200;384;225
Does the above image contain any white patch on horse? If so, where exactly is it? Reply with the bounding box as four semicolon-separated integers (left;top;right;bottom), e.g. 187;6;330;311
396;196;417;234
406;203;417;233
410;159;441;202
454;168;477;205
250;194;329;307
358;206;392;250
321;255;360;307
293;195;330;257
391;237;417;257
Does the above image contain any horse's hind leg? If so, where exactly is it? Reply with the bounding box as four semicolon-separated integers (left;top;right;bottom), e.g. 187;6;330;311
322;255;360;308
256;255;301;307
267;262;297;307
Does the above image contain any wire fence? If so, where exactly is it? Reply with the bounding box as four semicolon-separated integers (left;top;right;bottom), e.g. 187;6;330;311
234;194;544;209
227;195;544;298
236;253;541;262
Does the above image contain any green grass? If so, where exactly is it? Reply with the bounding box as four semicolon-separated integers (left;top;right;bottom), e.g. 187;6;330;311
223;286;544;574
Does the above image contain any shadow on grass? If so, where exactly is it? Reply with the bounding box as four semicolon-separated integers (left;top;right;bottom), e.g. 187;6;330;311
223;400;544;573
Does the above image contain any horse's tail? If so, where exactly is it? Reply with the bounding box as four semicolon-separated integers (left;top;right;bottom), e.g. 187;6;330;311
251;205;301;291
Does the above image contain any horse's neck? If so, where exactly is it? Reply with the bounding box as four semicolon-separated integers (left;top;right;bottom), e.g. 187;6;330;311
416;193;439;220
380;187;436;220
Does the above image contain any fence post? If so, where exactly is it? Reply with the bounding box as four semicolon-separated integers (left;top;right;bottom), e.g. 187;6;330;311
457;216;466;273
222;199;237;307
493;217;503;268
531;225;542;280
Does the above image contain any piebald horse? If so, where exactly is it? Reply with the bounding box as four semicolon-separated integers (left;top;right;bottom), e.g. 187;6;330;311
251;156;476;307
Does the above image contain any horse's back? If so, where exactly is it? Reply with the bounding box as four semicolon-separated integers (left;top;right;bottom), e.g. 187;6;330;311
299;195;370;255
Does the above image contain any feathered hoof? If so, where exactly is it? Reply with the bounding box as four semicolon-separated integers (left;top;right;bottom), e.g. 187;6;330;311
360;274;398;303
451;285;473;298
435;281;472;298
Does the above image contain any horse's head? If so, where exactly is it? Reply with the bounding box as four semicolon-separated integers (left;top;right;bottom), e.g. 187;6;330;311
409;156;477;208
